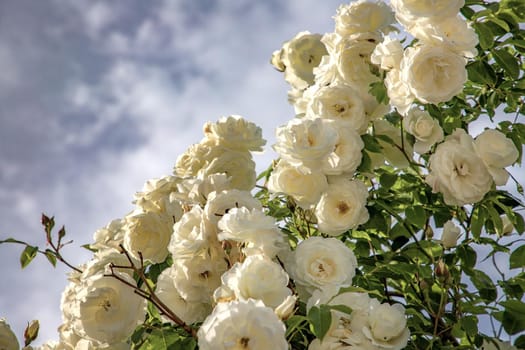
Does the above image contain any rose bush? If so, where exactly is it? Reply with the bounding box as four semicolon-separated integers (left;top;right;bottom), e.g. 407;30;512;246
1;0;525;349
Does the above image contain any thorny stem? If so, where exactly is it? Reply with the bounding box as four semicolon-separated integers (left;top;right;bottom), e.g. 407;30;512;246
106;245;198;339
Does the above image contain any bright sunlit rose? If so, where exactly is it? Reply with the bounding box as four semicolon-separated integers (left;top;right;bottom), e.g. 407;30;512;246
73;273;146;345
288;236;358;298
401;44;467;105
426;129;493;206
315;177;369;236
197;299;288;350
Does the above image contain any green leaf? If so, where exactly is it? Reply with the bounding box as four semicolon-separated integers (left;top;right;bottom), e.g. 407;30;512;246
140;327;195;350
473;22;494;50
488;17;510;32
20;245;38;269
510;245;525;269
457;245;477;270
501;300;525;335
515;335;525;349
362;134;383;153
405;206;426;229
515;213;525;233
44;249;57;267
379;173;397;189
467;61;496;86
492;48;520;79
357;151;372;173
328;304;353;316
308;305;332;341
468;269;497;302
461;315;478;337
470;205;485;238
369;80;389;105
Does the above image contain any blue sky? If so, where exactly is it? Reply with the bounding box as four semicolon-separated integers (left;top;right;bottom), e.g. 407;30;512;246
0;0;344;344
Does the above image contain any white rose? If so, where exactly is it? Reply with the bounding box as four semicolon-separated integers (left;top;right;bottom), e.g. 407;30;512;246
270;48;285;72
169;205;208;258
275;295;298;320
91;218;125;252
401;44;467;105
123;210;173;263
288;236;358;298
176;251;228;303
202;115;266;152
322;125;365;175
403;108;444;154
273;117;338;172
178;173;232;206
307;289;374;350
288;87;309;115
390;0;465;28
58;322;79;349
173;141;220;177
306;83;367;132
81;249;137;279
315;177;369;236
385;68;414;115
204;189;262;229
155;266;213;324
267;160;328;209
217;207;285;258
336;33;382;91
0;319;19;350
426;129;493;206
73;273;146;345
133;175;183;213
440;220;462;249
410;16;479;58
363;299;410;350
279;31;328;90
313;35;340;87
371;35;404;71
197;299;288;350
198;150;256;191
334;0;396;36
501;214;515;236
217;255;292;309
73;339;129;350
474;129;519;186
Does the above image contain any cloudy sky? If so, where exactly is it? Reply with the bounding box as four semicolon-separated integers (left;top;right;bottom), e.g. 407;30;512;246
0;0;347;344
1;0;523;346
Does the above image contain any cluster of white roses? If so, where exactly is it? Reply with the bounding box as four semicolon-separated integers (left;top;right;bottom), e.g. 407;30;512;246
427;128;519;206
16;111;410;350
372;0;477;113
273;0;519;208
308;287;410;350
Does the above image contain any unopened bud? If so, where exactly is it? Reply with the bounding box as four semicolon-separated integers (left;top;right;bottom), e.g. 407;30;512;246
435;259;450;284
500;215;514;236
424;226;434;239
24;320;39;346
440;220;461;249
275;295;297;320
